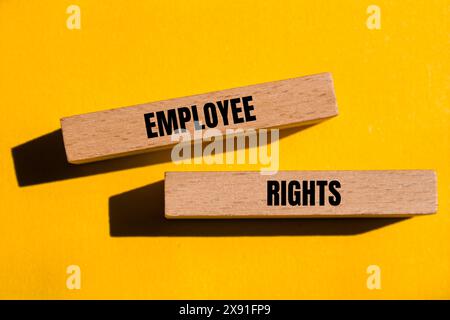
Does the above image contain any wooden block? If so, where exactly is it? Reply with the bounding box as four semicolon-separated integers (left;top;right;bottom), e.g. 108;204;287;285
165;170;437;218
61;73;337;163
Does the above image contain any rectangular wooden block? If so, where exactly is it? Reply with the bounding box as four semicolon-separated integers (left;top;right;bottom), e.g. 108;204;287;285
165;170;437;218
61;73;337;163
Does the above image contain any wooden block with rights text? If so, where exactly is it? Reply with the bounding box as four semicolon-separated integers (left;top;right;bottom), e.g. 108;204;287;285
165;170;437;218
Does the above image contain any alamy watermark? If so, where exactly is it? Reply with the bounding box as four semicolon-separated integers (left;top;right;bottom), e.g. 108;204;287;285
170;125;279;175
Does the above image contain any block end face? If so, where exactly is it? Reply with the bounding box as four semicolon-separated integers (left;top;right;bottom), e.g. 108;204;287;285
60;118;85;165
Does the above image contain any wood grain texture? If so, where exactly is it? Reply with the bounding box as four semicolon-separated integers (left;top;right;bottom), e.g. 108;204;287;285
61;73;337;163
165;170;437;218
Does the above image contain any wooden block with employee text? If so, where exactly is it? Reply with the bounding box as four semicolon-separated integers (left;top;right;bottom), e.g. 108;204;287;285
61;73;337;163
164;170;437;218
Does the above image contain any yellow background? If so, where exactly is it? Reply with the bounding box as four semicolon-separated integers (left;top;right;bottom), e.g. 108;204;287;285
0;0;449;299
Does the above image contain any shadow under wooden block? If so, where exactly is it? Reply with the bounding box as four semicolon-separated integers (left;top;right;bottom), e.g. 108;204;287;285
11;129;173;187
108;180;408;237
11;126;310;187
